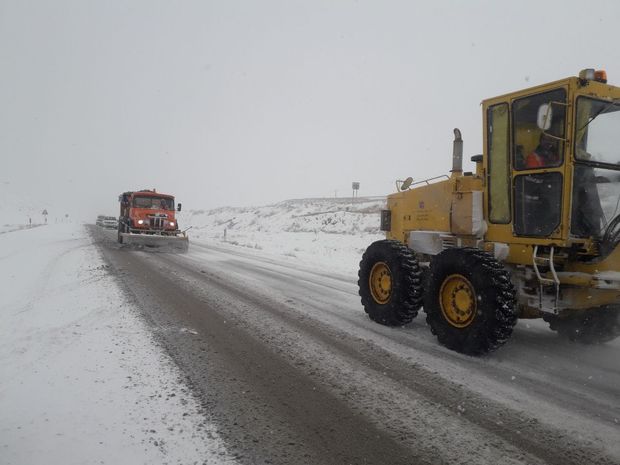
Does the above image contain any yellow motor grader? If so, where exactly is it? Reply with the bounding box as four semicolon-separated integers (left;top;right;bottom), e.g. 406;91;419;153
359;69;620;355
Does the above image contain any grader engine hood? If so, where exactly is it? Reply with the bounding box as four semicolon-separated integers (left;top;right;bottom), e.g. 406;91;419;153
403;190;486;256
385;173;485;253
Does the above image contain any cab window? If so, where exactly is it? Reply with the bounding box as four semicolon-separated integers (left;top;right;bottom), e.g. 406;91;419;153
487;103;511;223
514;173;562;236
513;89;566;170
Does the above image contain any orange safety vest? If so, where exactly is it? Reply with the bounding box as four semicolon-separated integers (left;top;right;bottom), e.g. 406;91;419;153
526;151;544;168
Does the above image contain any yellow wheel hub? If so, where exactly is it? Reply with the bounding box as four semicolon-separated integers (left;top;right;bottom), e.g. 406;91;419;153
369;262;392;304
439;274;477;328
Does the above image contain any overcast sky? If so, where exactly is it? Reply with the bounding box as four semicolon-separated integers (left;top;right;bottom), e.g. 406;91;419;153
1;0;619;219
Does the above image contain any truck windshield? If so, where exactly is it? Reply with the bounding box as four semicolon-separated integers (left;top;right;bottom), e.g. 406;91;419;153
572;97;620;238
133;196;174;210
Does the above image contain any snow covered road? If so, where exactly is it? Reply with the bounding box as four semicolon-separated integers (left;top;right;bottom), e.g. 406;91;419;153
91;225;620;465
0;224;235;465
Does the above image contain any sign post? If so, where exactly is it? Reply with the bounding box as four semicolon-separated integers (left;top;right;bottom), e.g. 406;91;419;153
352;182;360;202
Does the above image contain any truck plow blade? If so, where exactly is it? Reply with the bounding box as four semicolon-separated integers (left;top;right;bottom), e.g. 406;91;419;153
120;233;189;253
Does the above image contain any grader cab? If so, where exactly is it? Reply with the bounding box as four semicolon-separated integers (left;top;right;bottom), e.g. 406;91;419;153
359;69;620;355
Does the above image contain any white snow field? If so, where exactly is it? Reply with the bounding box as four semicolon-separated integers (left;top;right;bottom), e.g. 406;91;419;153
0;223;236;465
0;196;385;464
183;197;385;276
3;196;619;463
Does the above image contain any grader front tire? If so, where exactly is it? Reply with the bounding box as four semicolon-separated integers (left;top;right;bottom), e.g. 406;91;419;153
358;240;423;326
424;248;517;355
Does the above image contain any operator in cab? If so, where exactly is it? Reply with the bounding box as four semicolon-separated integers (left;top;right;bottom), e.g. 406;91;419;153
526;133;560;168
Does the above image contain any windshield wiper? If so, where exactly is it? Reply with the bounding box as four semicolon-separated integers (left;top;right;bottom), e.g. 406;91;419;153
579;99;620;131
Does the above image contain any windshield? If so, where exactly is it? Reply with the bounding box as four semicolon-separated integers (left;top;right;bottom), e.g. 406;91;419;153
133;196;174;210
575;97;620;165
572;98;620;238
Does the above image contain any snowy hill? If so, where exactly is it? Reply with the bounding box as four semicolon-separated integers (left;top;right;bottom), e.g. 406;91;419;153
184;197;386;275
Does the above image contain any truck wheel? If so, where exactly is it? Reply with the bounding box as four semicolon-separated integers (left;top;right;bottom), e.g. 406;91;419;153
424;248;517;355
545;306;620;344
358;240;423;326
117;222;124;244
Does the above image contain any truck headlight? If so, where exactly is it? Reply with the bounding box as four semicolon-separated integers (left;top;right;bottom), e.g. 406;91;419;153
169;222;175;227
138;219;144;225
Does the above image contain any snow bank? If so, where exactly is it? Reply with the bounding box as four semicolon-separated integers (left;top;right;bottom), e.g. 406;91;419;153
184;197;386;275
0;224;236;465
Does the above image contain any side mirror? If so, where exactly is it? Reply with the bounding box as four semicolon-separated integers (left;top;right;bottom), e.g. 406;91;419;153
177;203;182;212
537;103;553;130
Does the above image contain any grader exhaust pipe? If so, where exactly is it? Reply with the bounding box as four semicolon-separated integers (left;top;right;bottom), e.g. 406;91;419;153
451;128;463;174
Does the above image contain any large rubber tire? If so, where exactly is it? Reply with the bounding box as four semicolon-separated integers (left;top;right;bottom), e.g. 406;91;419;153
358;240;423;326
545;306;620;344
117;222;124;244
424;248;517;355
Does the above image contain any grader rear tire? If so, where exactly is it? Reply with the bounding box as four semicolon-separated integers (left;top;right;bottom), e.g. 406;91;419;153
358;240;423;326
424;248;517;355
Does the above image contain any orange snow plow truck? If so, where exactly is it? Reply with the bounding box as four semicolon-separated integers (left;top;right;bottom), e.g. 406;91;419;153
117;189;189;252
